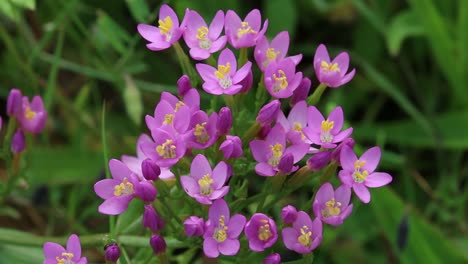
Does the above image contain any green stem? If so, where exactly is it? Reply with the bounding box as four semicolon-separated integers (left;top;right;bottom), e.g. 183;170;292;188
206;56;217;67
254;74;266;112
173;42;198;86
0;118;18;201
158;253;169;264
318;163;338;185
307;83;327;105
238;48;248;67
101;102;115;238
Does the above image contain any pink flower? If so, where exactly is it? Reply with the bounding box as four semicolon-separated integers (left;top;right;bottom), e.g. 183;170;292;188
219;135;243;159
161;89;200;113
183;10;227;60
180;154;230;205
140;127;186;168
43;234;87;264
256;100;280;125
338;146;392;203
196;48;252;95
7;88;22;116
290;77;311;106
18;95;47;134
225;9;268;48
203;199;246;258
184;216;205;237
254;31;302;72
305;106;353;149
11;130;25;154
277;100;311;145
264;59;303;98
185;110;219;149
313;44;355;88
145;98;191;135
143;204;165;232
281;211;322;254
281;205;298;224
313;183;353;226
244;213;278;252
137;4;186;51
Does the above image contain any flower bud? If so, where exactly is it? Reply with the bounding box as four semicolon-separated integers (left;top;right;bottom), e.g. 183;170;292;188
290;77;311;106
7;89;22;117
307;151;332;171
11;130;25;154
141;158;161;181
263;253;281;264
143;204;165;232
135;181;157;202
217;107;232;135
150;235;166;255
281;205;297;224
256;100;280;125
278;153;294;175
104;243;120;262
258;124;271;139
331;138;355;164
183;216;205;237
219;135;243;159
177;75;192;96
239;70;253;93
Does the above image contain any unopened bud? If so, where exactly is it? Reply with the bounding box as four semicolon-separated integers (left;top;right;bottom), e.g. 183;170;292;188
11;130;25;154
177;75;192;96
104;243;120;262
183;216;205;237
135;181;157;202
217;107;232;135
142;159;161;181
256;100;280;125
150;235;167;254
281;205;297;224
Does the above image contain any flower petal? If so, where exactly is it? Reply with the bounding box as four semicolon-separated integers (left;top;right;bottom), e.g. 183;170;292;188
255;162;276;177
98;195;133;215
327;106;343;133
94;179;120;199
196;63;217;82
203;237;220;258
209;199;230;223
339;145;357;171
365;172;392;188
66;234;81;260
219;239;240;256
331;52;349;75
334;184;352;205
209;10;225;39
281;227;298;251
190;154;212;180
218;48;237;74
109;159;132;181
353;183;371;203
360;146;381;173
180;176;199;197
43;242;64;259
227;214;246;238
315;182;334;204
307;106;325;132
271;31;289;58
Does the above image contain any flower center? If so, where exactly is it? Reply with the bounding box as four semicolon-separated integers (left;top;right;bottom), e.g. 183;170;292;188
196;26;212;49
352;160;368;183
320;120;334;143
297;225;312;247
258;219;273;241
175;101;185;112
321;198;342;218
266;48;280;61
272;70;288;92
163;114;174;125
215;63;232;88
214;215;228;242
56;252;74;264
268;143;283;167
25;106;37;119
114;177;134;196
293;122;306;140
156;139;176;159
321;61;340;72
198;174;214;196
158;16;173;42
237;21;257;38
194;122;209;144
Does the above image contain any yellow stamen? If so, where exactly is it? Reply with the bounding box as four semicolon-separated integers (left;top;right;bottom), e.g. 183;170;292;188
215;63;231;80
56;252;74;264
354;160;366;170
25;106;37;119
237;21;257;38
298;226;312;247
194;122;209;144
198;174;214;195
158;16;173;35
196;26;209;40
268;143;283;167
266;48;280;61
214;215;228;242
156;139;176;159
321;120;334;132
272;70;288;92
321;61;340;72
163;114;174;125
114;177;134;196
322;198;342;217
258;223;273;241
175;101;185;112
293;122;306;140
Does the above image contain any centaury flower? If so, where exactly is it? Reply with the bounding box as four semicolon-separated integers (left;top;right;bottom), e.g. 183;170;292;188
185;110;219;149
254;31;302;71
281;211;323;254
225;9;268;48
244;213;278;252
43;234;87;264
264;59;303;99
18;95;47;134
140;126;186;168
277;100;311;145
313;44;355;88
145;99;191;135
338;146;392;203
313;183;353;226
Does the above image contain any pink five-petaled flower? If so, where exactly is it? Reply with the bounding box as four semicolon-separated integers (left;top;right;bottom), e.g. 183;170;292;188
264;59;303;99
305;106;353;149
313;44;355;88
183;10;227;60
244;213;278;252
186;110;219;149
137;4;186;51
196;48;252;95
225;9;268;48
277;100;312;145
338;146;392;203
203;199;246;258
18;95;47;134
43;234;87;264
140;126;186;168
250;124;309;177
313;183;353;226
181;154;230;205
255;31;302;72
145;98;191;135
282;211;323;254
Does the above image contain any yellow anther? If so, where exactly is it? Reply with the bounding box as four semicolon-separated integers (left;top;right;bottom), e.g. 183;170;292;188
237;21;257;38
158;16;173;35
198;174;214;195
196;26;209;40
354;170;369;181
114;177;134;196
321;120;334;132
156;139;176;159
258;224;272;241
215;63;231;80
214;215;228;242
293;122;306;140
194;122;209;144
272;70;288;92
163;114;174;125
321;61;340;72
25;106;37;119
322;198;342;217
56;252;74;264
354;160;366;170
298;226;312;247
175;101;185;112
266;48;280;61
268;143;283;167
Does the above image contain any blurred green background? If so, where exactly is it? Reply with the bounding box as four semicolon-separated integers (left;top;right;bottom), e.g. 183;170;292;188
0;0;467;263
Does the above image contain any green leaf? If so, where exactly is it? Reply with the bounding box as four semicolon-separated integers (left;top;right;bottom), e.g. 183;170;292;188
386;10;425;56
265;0;298;38
123;74;143;126
115;199;144;235
95;11;132;56
0;244;43;264
0;0;35;22
9;0;35;9
125;0;150;23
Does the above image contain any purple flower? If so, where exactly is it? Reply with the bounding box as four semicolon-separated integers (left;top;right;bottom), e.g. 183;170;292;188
18;95;47;133
184;216;205;237
136;181;157;202
225;9;268;48
137;5;186;51
183;10;227;60
263;253;281;264
104;243;120;263
143;204;165;232
250;124;309;177
255;31;302;71
180;154;230;205
161;89;200;113
256;99;281;125
186;110;219;149
264;59;303;98
277;100;311;145
150;235;167;254
43;234;87;264
196;48;252;95
313;44;355;88
331;137;355;164
141;158;161;181
307;151;332;171
313;183;353;226
94;159;142;215
145;98;191;135
219;135;243;159
140;127;186;168
282;211;323;254
338;146;392;203
244;213;278;252
239;69;253;93
281;205;298;224
11;130;25;154
7;88;22;116
203;199;246;258
217;107;232;135
291;77;311;106
177;75;192;96
305;106;353;149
